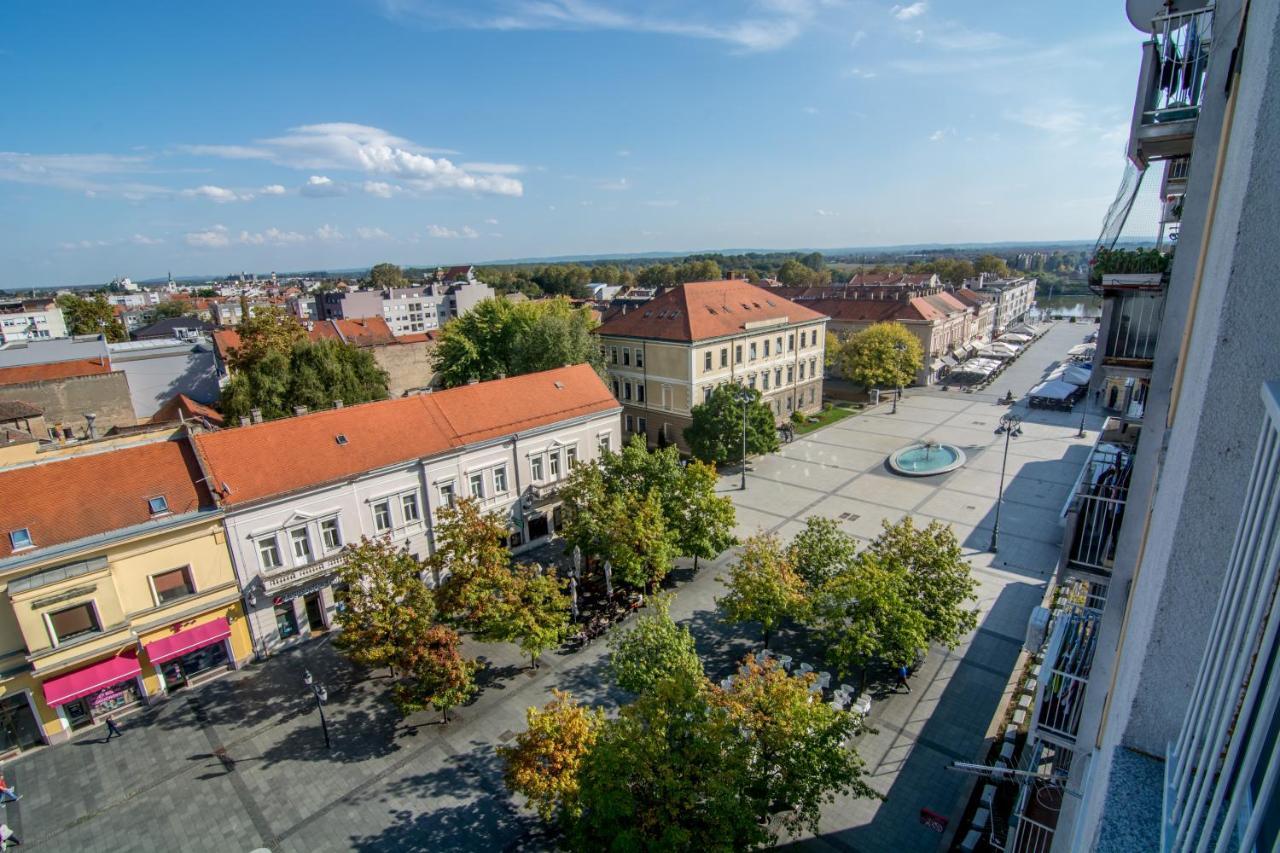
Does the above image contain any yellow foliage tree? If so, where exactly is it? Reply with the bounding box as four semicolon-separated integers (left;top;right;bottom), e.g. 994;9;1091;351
499;690;605;822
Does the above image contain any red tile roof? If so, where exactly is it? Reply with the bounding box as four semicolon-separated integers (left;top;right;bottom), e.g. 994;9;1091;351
192;364;619;507
0;439;213;559
151;394;225;428
213;318;413;365
595;280;827;342
0;359;113;388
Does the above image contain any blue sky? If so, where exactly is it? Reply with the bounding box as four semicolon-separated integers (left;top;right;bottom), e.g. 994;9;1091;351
0;1;1143;286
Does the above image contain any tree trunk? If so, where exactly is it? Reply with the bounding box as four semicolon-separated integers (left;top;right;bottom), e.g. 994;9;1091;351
693;554;700;572
762;628;771;650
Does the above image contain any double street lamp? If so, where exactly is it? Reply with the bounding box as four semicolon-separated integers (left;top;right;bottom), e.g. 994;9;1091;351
739;388;753;491
303;669;331;750
989;412;1023;554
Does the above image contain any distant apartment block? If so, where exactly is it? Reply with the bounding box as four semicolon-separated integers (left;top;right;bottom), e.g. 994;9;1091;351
0;298;68;344
964;274;1037;333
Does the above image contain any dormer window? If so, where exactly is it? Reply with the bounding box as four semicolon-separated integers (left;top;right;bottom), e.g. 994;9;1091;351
9;528;32;550
148;496;169;516
336;434;349;446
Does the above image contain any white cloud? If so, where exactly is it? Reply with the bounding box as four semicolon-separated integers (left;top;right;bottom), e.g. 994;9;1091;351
484;217;500;224
300;174;346;197
314;224;344;241
131;233;164;245
892;2;926;21
459;161;524;174
259;184;287;195
181;184;250;203
843;66;878;79
616;148;632;157
426;224;479;239
238;227;309;246
597;177;630;191
815;208;838;216
185;225;231;248
0;151;168;197
1004;104;1087;134
850;29;866;47
803;106;819;115
355;226;392;240
362;180;401;198
929;128;952;142
176;144;271;160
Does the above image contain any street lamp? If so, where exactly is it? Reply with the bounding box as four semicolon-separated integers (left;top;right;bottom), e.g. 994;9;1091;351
989;412;1023;553
303;669;331;749
1076;386;1090;438
739;388;753;491
891;341;907;414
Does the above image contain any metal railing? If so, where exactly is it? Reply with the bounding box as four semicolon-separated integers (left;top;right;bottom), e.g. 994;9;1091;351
1162;382;1280;852
1142;7;1214;127
1068;491;1127;574
1034;610;1099;744
1103;290;1165;363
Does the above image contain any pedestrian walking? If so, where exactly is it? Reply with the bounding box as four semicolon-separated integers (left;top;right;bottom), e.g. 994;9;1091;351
896;665;911;693
104;715;122;740
0;775;18;803
1;822;20;846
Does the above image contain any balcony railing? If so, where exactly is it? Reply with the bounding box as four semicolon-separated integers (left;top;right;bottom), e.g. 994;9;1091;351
1103;289;1166;365
261;551;349;594
1032;609;1099;745
1128;7;1214;166
1064;441;1133;577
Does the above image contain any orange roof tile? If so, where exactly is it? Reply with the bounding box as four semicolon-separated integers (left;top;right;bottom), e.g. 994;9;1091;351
595;280;826;342
0;359;113;388
192;364;618;507
151;394;225;427
0;439;213;559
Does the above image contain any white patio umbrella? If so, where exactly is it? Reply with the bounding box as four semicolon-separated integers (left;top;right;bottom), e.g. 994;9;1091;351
603;560;613;598
571;545;582;578
569;577;579;619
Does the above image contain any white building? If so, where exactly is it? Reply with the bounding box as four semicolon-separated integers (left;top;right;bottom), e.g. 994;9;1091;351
0;299;68;344
190;365;620;655
966;274;1037;333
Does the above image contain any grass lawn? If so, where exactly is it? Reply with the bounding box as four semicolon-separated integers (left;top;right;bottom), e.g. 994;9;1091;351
793;403;861;435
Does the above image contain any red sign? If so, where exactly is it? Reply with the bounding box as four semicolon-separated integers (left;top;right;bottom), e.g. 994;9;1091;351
919;808;948;833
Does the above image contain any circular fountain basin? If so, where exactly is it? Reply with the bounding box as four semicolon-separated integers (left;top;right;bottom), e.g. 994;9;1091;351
888;443;966;476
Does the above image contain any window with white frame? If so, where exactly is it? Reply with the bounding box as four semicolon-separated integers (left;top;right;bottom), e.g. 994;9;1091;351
290;527;313;562
438;481;456;508
622;349;631;366
704;351;712;371
637;384;645;403
401;492;421;522
565;447;578;468
531;455;545;481
638;416;647;435
762;372;770;390
775;368;783;387
257;535;283;570
703;386;712;402
151;566;195;605
720;347;728;367
610;346;618;364
776;336;783;354
799;362;806;380
635;348;644;368
625;414;634;432
549;450;561;479
320;517;342;550
749;342;757;360
373;501;392;532
598;433;611;454
493;465;509;493
469;472;485;499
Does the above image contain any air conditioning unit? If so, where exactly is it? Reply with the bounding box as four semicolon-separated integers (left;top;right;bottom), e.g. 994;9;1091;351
1025;606;1051;653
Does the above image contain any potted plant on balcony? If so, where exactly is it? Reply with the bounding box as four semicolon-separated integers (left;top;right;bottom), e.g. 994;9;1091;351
1089;247;1172;290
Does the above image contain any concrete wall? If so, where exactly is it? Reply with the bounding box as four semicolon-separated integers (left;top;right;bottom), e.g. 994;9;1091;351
109;342;220;418
370;339;438;395
0;372;137;437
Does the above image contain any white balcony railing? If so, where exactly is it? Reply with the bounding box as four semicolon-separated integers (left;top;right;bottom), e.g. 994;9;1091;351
1141;8;1214;128
261;551;349;594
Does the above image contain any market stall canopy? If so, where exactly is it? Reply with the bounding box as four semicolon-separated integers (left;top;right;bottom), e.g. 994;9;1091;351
998;333;1033;344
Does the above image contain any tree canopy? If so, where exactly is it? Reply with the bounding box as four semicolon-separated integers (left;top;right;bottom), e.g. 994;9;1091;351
220;338;389;422
499;691;604;822
834;321;923;391
332;538;436;675
56;293;127;341
368;262;407;290
718;532;808;648
431;297;605;388
391;624;479;721
788;516;859;588
685;384;780;466
608;593;704;695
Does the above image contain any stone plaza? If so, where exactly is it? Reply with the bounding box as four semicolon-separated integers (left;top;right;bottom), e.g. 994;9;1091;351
2;322;1098;852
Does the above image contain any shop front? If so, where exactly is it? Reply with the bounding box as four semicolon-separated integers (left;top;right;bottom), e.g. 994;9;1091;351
41;649;146;735
0;691;45;755
142;616;234;693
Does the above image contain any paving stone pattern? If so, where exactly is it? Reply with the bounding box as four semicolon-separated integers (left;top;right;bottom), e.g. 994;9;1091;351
3;323;1098;852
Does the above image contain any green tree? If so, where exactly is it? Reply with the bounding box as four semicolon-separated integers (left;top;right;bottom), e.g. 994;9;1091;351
798;251;826;273
676;259;722;283
598;488;676;591
685;384;780;466
149;301;187;320
788;516;858;588
431;298;520;388
837;321;923;392
392;625;479;722
56;293;127;341
503;564;572;669
635;263;677;288
332;538;436;675
570;673;769;852
220;339;389;422
714;654;877;835
430;498;516;639
229;304;307;370
777;258;818;287
607;593;704;695
718;533;807;649
825;331;841;369
368;262;407;290
863;517;978;651
670;458;737;570
974;254;1010;278
556;460;612;564
500;691;604;822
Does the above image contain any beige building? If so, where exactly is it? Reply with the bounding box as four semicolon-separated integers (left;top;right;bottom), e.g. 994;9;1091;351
595;279;828;452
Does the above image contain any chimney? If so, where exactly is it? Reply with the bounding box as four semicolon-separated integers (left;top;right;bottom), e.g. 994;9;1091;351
333;399;344;409
239;415;251;427
467;378;479;385
496;373;505;380
293;405;309;417
84;412;97;440
250;408;263;424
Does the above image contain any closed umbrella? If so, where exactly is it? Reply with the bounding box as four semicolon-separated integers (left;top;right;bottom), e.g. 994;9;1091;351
571;545;582;578
604;560;613;599
569;577;579;620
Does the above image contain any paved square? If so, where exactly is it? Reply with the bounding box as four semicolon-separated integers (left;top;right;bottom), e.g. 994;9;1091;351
5;323;1099;853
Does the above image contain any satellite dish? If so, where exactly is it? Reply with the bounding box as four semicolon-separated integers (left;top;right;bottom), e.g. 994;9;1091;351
1126;0;1185;32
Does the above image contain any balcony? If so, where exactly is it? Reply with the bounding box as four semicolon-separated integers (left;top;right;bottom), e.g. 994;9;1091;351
1063;436;1135;579
1127;7;1214;168
1101;288;1165;367
1031;608;1100;746
261;551;349;595
524;480;562;507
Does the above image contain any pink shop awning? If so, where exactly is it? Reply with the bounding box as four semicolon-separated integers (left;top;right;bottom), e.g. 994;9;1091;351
144;616;231;666
42;650;141;708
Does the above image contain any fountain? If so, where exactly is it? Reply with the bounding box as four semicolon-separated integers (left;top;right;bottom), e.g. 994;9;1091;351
888;440;966;476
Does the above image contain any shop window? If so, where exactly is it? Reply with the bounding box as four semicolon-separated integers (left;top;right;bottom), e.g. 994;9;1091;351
320;517;342;551
152;567;195;605
258;536;282;570
401;492;421;522
49;603;100;644
373;501;392;532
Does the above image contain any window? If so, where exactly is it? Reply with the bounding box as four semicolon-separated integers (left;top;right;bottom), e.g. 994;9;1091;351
788;333;795;352
493;465;509;493
373;501;392;532
763;340;770;357
720;347;728;367
748;374;757;389
258;536;282;570
625;414;634;432
550;451;561;479
635;348;644;368
610;346;618;364
776;336;783;354
148;496;169;515
598;433;611;454
735;344;743;364
703;387;712;402
809;388;816;404
787;366;794;383
624;381;632;401
532;455;545;480
762;372;770;390
9;528;32;551
787;397;794;411
799;362;806;380
799;330;806;348
704;351;712;371
637;417;647;435
622;349;631;366
810;358;817;376
775;368;783;387
612;380;620;398
469;472;485;499
290;527;313;562
321;518;342;550
152;567;195;604
439;481;456;508
636;384;645;403
402;492;421;522
565;447;578;469
749;342;758;360
49;603;99;644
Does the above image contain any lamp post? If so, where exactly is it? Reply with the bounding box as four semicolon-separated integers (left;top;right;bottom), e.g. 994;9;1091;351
1077;385;1090;438
739;388;752;491
303;669;330;749
989;412;1023;553
891;341;907;414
